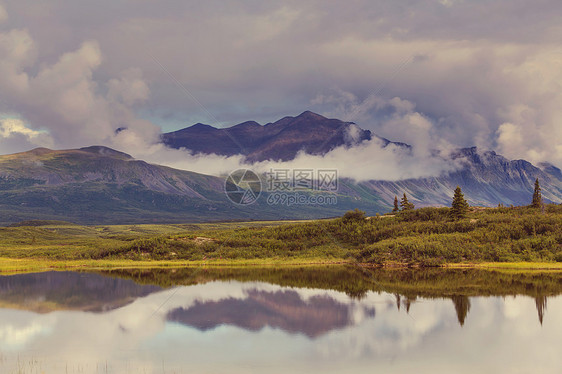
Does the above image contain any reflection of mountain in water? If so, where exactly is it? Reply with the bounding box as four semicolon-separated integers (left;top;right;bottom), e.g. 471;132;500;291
167;289;375;338
371;269;562;327
1;267;559;327
0;271;161;313
103;266;562;327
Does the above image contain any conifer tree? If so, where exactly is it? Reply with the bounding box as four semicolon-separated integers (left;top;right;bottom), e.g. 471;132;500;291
450;185;469;219
452;295;471;327
531;178;543;208
392;196;399;212
400;193;414;211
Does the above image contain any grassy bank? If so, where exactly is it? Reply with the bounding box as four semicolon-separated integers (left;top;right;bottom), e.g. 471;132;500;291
2;257;561;275
0;205;561;268
0;257;351;274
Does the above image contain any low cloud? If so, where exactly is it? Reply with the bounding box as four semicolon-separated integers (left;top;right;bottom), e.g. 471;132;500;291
113;93;459;181
124;136;457;182
1;0;561;178
253;139;457;182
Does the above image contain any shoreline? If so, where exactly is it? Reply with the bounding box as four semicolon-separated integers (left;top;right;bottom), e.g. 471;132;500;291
1;257;561;275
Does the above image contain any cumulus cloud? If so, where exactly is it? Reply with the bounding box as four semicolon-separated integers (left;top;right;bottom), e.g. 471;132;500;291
0;117;53;154
0;117;39;138
0;12;457;181
0;0;561;176
107;68;150;106
0;4;7;24
0;27;159;153
493;50;562;165
0;28;35;95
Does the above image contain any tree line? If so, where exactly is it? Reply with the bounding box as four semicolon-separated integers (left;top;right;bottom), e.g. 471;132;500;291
389;178;544;220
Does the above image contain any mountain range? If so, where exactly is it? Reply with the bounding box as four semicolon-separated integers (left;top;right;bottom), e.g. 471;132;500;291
0;144;363;224
162;110;378;162
0;111;561;225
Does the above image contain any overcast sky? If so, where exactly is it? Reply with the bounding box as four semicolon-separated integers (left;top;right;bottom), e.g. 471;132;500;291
0;0;561;175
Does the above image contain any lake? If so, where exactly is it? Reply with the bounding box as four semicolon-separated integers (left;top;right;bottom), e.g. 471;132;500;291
0;266;560;373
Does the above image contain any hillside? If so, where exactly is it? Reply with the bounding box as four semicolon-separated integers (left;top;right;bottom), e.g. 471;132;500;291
0;146;237;224
357;147;562;208
1;112;562;224
162;111;562;207
0;205;561;266
0;146;378;225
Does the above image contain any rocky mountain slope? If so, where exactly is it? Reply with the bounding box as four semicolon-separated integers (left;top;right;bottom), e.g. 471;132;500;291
0;146;371;224
161;110;562;207
0;146;223;197
355;147;562;208
1;112;561;224
162;111;374;162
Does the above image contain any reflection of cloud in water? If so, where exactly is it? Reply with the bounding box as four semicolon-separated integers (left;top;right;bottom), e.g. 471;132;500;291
0;319;51;350
0;280;559;373
167;289;375;338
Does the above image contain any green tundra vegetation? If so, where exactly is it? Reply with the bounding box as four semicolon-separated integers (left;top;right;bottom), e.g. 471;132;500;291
0;203;561;267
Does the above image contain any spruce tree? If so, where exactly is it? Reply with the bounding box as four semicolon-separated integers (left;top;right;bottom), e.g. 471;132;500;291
452;295;471;327
450;185;469;219
392;196;399;212
531;178;543;208
400;193;414;211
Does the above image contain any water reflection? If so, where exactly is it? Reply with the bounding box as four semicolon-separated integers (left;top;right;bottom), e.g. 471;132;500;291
98;266;562;326
451;295;470;326
167;289;375;338
0;268;560;373
0;271;160;312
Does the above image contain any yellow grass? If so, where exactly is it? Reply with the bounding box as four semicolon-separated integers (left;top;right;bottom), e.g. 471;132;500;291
0;257;353;274
2;257;561;275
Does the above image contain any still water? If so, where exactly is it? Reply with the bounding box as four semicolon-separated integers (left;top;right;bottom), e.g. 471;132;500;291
0;267;560;373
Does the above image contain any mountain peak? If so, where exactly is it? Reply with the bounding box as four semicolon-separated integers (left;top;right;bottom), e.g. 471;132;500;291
79;146;133;160
191;123;217;130
295;110;326;120
230;121;262;130
28;147;54;156
161;111;373;161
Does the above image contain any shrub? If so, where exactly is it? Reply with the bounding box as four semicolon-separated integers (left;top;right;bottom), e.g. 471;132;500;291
342;209;366;222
